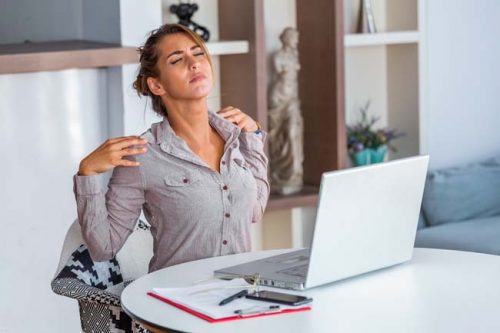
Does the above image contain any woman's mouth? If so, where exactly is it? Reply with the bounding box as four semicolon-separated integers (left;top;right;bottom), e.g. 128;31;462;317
189;73;206;83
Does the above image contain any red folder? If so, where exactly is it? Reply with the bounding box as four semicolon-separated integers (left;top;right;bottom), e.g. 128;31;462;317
147;292;311;323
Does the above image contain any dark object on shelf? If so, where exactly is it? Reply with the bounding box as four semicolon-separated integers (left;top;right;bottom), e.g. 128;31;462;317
357;0;377;33
170;2;210;42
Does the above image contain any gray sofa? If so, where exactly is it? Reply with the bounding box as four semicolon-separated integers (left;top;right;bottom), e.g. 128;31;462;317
415;156;500;256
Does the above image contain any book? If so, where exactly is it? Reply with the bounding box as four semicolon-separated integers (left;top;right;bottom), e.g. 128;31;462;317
148;278;311;323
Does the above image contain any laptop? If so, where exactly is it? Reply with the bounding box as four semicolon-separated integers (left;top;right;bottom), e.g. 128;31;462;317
214;155;429;290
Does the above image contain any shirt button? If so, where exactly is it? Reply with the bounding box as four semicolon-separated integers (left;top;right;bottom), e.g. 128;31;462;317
222;240;228;245
221;161;226;165
223;185;228;190
183;178;189;183
225;213;230;218
232;143;238;149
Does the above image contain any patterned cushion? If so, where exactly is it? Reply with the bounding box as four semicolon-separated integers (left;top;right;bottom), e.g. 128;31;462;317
56;244;122;289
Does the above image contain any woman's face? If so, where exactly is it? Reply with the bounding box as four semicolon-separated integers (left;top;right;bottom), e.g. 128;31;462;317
154;33;213;101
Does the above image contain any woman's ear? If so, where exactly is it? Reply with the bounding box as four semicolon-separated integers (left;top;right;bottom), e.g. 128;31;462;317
147;77;165;96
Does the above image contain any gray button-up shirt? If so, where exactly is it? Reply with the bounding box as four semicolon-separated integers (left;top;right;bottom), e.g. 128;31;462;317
74;111;269;272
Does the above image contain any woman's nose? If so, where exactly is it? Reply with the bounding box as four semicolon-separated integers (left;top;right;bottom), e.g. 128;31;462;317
189;58;200;70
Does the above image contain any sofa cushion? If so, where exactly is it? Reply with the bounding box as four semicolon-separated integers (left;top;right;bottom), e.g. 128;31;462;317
414;215;500;255
417;211;427;230
422;156;500;226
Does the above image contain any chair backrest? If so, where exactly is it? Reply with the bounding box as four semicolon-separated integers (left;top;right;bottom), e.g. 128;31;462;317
116;221;153;281
55;219;153;281
54;220;84;277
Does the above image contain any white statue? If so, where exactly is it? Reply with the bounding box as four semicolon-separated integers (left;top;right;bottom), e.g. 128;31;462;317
268;27;304;195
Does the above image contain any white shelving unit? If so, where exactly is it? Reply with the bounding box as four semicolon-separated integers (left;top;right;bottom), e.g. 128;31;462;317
206;40;249;55
343;0;425;162
344;31;419;47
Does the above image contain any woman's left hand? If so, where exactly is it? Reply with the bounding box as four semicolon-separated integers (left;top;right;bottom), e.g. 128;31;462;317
217;106;259;133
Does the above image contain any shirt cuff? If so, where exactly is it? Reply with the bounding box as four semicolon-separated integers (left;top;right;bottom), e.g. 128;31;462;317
73;173;103;195
239;130;267;152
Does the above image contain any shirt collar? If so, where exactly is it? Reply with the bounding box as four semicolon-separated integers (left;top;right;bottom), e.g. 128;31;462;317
154;110;241;148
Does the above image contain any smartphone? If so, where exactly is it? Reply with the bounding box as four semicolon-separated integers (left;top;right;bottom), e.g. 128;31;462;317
246;290;312;306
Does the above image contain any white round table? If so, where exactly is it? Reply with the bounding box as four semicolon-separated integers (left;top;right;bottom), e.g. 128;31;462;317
121;248;500;333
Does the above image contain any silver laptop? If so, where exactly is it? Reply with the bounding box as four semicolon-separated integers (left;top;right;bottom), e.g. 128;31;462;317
214;155;429;290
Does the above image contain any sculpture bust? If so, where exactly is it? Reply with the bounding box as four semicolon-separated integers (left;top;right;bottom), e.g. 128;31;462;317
268;27;304;195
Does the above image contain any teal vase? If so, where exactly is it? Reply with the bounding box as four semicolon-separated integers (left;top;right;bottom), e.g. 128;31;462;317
350;149;370;166
369;145;387;163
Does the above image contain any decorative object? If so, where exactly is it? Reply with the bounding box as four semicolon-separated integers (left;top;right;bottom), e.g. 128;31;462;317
358;0;377;33
347;101;405;166
268;27;304;195
170;1;210;42
369;145;388;164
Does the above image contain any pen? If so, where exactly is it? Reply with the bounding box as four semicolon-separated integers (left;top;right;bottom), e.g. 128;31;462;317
234;305;281;317
218;289;248;306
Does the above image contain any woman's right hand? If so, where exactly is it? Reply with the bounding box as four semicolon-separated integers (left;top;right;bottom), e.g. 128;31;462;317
78;136;148;176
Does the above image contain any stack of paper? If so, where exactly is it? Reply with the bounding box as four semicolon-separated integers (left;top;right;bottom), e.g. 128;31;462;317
148;278;311;323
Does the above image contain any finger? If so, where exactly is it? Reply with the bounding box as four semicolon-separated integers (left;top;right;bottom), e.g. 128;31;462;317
97;136;139;151
114;138;148;150
226;114;245;124
117;159;141;167
219;109;241;119
218;106;235;113
105;136;140;146
119;147;148;157
238;118;250;128
218;106;240;114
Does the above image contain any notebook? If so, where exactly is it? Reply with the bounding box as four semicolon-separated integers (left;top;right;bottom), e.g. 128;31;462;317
215;156;429;290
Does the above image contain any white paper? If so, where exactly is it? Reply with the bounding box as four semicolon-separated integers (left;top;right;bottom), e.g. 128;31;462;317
152;278;307;320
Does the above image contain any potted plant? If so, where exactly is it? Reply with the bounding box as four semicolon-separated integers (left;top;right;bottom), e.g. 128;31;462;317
347;101;405;166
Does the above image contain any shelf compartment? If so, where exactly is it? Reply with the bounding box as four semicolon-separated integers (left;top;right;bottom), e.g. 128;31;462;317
344;31;419;47
267;186;319;211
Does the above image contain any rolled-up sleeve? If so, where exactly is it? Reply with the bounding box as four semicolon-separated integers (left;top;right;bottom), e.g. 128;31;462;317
239;131;270;223
73;160;145;262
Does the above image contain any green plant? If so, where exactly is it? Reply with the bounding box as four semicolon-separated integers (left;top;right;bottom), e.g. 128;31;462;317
347;101;405;154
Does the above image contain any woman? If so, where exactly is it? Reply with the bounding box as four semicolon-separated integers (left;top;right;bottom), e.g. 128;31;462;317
74;24;269;273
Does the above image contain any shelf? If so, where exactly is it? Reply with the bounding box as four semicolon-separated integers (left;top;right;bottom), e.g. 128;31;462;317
206;40;249;56
0;40;250;75
344;31;419;47
0;40;138;74
267;186;319;211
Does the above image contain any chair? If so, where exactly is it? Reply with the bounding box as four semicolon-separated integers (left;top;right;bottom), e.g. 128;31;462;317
51;219;153;333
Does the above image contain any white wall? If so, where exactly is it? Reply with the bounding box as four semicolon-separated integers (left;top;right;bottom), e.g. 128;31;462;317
0;1;162;331
425;0;500;169
0;69;108;332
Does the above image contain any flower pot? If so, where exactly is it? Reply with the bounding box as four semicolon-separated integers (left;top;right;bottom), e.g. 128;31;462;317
369;145;387;163
350;149;370;166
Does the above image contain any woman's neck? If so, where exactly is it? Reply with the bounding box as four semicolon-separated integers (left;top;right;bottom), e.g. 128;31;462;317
164;99;212;148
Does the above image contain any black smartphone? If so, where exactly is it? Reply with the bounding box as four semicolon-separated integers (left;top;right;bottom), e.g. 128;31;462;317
246;290;312;306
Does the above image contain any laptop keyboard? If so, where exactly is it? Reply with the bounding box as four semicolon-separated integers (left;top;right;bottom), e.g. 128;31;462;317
277;264;309;278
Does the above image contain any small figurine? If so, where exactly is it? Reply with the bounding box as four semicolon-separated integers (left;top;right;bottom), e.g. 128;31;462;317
170;2;210;42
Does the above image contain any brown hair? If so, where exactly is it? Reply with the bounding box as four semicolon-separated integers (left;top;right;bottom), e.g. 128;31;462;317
133;24;213;118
